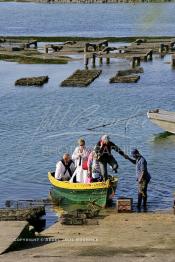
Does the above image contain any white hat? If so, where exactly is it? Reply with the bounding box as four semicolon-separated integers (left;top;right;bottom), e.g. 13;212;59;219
101;135;110;142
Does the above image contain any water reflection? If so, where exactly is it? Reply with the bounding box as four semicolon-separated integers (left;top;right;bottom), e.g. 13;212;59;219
153;131;175;141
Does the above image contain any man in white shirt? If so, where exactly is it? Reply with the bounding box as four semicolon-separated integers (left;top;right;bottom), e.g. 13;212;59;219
55;153;75;181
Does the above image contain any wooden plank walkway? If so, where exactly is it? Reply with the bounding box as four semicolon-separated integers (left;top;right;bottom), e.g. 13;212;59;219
85;50;152;66
61;69;102;87
84;37;175;68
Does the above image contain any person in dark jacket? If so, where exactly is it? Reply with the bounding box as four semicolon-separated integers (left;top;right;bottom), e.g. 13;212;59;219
94;135;130;180
130;149;151;211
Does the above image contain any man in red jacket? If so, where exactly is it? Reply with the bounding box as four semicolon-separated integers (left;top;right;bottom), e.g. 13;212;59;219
94;135;130;181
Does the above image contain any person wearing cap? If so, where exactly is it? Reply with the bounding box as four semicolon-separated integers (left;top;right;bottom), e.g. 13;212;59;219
94;135;130;181
130;149;151;211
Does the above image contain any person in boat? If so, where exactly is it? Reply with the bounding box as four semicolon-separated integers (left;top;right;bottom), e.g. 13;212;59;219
129;149;151;211
71;138;89;183
87;150;103;182
55;153;75;181
94;135;130;181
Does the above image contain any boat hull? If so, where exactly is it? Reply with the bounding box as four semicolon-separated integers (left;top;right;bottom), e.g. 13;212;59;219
48;172;118;207
147;109;175;134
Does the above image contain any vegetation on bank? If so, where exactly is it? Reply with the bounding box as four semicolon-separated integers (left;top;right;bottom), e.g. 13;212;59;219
0;35;174;64
0;53;68;64
1;36;175;43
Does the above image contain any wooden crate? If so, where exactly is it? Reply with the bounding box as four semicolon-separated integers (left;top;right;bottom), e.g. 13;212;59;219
116;198;133;213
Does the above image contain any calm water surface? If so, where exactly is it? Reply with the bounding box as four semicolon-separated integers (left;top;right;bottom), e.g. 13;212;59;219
0;3;175;36
0;55;175;219
0;3;175;225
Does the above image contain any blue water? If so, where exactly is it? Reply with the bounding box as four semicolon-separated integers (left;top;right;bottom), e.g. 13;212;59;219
0;54;175;215
0;3;175;36
0;3;175;224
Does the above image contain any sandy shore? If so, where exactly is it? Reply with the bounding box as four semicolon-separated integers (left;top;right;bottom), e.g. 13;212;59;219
1;211;175;261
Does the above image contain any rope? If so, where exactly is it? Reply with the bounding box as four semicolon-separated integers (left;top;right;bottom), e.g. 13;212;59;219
87;111;146;131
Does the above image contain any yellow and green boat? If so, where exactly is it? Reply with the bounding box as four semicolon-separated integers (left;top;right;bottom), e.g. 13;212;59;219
48;172;118;207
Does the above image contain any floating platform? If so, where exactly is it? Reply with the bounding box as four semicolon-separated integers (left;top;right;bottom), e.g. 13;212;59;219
15;76;49;86
110;67;142;83
117;67;144;76
60;69;102;87
110;74;140;83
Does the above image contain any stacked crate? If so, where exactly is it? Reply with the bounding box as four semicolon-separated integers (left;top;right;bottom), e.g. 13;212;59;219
116;198;133;213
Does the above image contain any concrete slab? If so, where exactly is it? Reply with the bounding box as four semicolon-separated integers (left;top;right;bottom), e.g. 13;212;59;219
0;213;175;262
0;221;29;254
39;212;175;251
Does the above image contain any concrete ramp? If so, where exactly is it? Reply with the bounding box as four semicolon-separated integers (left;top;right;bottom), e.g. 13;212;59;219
0;221;29;254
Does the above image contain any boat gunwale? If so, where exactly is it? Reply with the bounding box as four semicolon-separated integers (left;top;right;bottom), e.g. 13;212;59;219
48;172;118;190
147;109;175;124
148;117;175;124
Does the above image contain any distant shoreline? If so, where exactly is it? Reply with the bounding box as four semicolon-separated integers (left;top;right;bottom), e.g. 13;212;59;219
0;0;175;3
1;35;175;43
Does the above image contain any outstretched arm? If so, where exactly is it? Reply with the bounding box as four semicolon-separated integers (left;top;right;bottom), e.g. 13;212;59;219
111;142;136;164
111;142;128;158
128;158;136;164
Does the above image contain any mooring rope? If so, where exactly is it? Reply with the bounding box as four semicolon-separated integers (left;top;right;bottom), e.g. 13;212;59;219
87;111;146;131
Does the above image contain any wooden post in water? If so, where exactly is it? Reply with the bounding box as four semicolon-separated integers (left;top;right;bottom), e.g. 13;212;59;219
104;40;108;47
44;46;49;54
92;53;96;67
34;41;37;48
131;57;135;68
84;54;89;68
132;57;140;68
170;41;175;51
148;50;153;60
164;45;169;52
106;56;110;64
99;56;103;65
159;43;164;54
171;54;175;67
143;54;148;62
84;43;89;53
137;57;141;66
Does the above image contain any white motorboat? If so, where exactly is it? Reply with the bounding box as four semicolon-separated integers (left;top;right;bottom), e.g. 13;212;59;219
147;109;175;134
